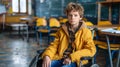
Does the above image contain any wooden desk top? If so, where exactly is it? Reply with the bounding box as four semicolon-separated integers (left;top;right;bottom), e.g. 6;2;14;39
89;24;120;30
0;15;2;23
97;1;120;4
20;17;37;22
97;25;120;36
99;31;120;36
89;25;120;36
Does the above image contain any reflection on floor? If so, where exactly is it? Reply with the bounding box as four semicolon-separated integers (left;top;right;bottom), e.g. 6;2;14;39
0;32;119;67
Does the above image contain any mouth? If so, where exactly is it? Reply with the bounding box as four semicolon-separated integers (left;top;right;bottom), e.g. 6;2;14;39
70;20;75;22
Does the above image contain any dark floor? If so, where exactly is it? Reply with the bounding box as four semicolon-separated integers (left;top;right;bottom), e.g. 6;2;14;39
0;31;119;67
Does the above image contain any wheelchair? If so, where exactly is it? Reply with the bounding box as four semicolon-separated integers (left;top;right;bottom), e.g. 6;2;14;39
29;50;99;67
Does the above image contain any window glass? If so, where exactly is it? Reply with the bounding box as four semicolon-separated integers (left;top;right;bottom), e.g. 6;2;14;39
12;0;19;12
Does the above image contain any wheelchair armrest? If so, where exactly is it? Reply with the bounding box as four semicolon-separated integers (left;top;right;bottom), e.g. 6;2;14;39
29;50;44;67
80;56;93;60
36;50;45;59
37;50;44;54
37;50;93;61
79;57;94;67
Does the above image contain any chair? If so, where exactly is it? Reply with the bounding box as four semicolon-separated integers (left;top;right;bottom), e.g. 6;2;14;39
94;30;120;50
29;49;99;67
85;21;97;63
117;27;120;30
48;17;61;42
85;21;97;40
97;21;112;26
92;21;120;67
59;17;68;25
29;22;99;67
35;17;49;45
83;21;117;67
96;21;113;49
85;21;94;26
82;18;88;22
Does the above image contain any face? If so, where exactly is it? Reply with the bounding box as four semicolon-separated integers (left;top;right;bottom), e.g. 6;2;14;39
67;10;82;25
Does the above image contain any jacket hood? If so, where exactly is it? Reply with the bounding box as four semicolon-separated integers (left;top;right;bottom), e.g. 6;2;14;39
61;21;87;36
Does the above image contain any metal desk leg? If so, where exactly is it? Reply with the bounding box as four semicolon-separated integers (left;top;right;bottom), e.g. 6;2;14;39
117;49;120;67
106;35;113;67
2;14;5;30
26;24;29;42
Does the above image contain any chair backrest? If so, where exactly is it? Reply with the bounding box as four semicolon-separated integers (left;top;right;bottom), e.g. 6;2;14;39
97;21;112;26
85;21;94;26
36;17;47;27
49;17;60;27
61;18;68;24
82;18;88;22
59;17;68;24
117;27;120;30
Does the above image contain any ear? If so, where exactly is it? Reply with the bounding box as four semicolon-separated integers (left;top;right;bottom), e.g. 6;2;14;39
80;17;82;20
80;15;83;18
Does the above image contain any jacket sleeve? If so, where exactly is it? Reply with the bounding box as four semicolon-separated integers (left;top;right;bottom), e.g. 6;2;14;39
70;29;96;62
41;31;60;60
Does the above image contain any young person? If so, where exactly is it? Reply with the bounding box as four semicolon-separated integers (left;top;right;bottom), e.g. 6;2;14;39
40;2;96;67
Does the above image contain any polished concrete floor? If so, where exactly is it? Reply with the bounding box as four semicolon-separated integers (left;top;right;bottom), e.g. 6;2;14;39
0;31;119;67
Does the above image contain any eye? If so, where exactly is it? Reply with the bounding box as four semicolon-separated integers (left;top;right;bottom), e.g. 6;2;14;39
74;14;78;17
68;14;72;17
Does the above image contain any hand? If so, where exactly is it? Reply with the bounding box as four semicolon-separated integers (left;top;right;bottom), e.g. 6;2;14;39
42;56;51;67
63;57;71;65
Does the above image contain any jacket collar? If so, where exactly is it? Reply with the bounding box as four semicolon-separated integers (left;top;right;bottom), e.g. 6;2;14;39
61;21;87;36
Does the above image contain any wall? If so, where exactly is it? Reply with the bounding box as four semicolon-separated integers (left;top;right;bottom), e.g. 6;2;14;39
32;0;120;24
35;0;77;18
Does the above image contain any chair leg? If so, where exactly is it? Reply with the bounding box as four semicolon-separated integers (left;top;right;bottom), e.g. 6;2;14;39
102;49;109;67
26;25;29;42
104;50;118;67
35;28;38;42
39;32;42;45
116;50;120;67
93;45;99;64
111;50;117;59
36;32;39;45
48;33;50;45
19;26;24;40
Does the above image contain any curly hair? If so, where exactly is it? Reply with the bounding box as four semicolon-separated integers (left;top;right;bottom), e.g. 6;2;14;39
64;2;84;18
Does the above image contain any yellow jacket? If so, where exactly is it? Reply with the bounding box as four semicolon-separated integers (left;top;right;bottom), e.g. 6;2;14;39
41;22;96;66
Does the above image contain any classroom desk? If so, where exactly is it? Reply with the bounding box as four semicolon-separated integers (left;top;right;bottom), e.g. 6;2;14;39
0;14;5;30
98;28;120;67
88;25;120;67
20;17;36;42
89;24;120;30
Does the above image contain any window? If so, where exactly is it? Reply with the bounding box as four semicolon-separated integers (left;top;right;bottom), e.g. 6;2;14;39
12;0;28;14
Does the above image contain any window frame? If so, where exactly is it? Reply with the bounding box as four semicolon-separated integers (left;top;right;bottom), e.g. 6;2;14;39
12;0;28;15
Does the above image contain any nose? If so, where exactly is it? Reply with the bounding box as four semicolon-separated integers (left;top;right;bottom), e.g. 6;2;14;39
71;15;75;19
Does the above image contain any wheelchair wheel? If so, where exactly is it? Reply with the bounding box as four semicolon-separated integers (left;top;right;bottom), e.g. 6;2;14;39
90;64;99;67
29;56;38;67
36;59;43;67
29;50;44;67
